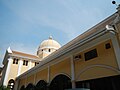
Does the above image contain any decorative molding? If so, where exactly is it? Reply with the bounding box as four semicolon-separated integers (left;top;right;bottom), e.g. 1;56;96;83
49;73;71;85
76;64;120;80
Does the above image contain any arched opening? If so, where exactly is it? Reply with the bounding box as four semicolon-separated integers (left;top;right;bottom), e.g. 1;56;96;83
76;65;120;90
7;79;15;90
20;85;25;90
35;80;47;90
49;74;72;90
49;49;51;52
26;83;35;90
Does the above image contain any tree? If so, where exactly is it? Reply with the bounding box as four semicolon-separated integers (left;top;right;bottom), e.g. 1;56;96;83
0;86;10;90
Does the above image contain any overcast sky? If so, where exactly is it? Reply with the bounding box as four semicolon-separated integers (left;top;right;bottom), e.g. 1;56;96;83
0;0;119;66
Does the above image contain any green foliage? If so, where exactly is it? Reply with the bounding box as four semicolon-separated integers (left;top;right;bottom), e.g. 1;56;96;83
0;86;10;90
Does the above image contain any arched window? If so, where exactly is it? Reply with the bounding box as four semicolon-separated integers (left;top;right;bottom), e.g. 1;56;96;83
20;85;25;90
49;74;72;90
35;80;47;90
26;83;35;90
7;79;15;90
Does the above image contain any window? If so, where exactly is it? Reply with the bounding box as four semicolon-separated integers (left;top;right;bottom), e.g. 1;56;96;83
84;49;98;61
49;49;51;52
13;58;19;64
35;62;39;66
23;60;28;66
105;43;111;49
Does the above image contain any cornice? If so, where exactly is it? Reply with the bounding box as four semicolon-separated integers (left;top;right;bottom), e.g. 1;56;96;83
10;55;40;62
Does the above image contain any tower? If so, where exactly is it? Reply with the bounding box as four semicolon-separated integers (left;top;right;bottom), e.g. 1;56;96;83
37;36;61;60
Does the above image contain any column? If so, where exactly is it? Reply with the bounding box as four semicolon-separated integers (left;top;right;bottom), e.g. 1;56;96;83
47;66;50;82
34;73;36;85
71;56;76;89
111;32;120;69
3;57;13;86
47;66;50;90
25;77;27;87
17;59;23;76
28;61;32;70
14;79;19;90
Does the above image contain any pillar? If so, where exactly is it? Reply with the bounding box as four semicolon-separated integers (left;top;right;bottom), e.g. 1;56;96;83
71;56;76;89
3;57;13;86
14;79;19;90
47;66;50;82
28;61;32;70
17;59;23;76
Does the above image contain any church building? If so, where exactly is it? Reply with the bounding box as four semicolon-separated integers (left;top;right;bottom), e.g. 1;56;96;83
1;4;120;90
0;36;61;90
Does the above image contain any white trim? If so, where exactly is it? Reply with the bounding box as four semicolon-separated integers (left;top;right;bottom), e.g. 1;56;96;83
7;47;12;53
17;59;23;76
49;73;71;84
76;64;120;80
110;33;120;69
70;56;76;88
11;55;39;61
28;61;32;70
3;57;13;86
40;46;59;50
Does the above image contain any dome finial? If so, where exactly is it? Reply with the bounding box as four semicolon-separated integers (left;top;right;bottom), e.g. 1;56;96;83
49;35;53;39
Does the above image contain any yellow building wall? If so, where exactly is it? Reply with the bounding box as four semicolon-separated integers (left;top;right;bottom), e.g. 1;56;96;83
78;66;118;81
21;66;28;75
50;58;71;81
31;62;35;67
17;39;120;88
36;68;48;84
26;74;34;85
19;78;26;89
8;64;18;81
75;40;119;81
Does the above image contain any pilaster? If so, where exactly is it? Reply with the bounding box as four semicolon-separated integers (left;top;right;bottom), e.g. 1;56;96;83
3;57;13;86
70;56;76;89
110;32;120;69
17;59;23;76
47;66;50;83
28;61;32;70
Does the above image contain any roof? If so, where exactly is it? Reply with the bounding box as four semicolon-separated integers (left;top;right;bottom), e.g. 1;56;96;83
39;36;61;50
12;50;39;59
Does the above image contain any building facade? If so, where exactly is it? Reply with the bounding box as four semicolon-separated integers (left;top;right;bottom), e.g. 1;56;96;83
0;36;61;90
1;5;120;90
13;5;120;90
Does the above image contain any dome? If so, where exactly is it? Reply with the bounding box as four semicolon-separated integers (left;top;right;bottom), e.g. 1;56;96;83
37;36;61;58
39;36;61;49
